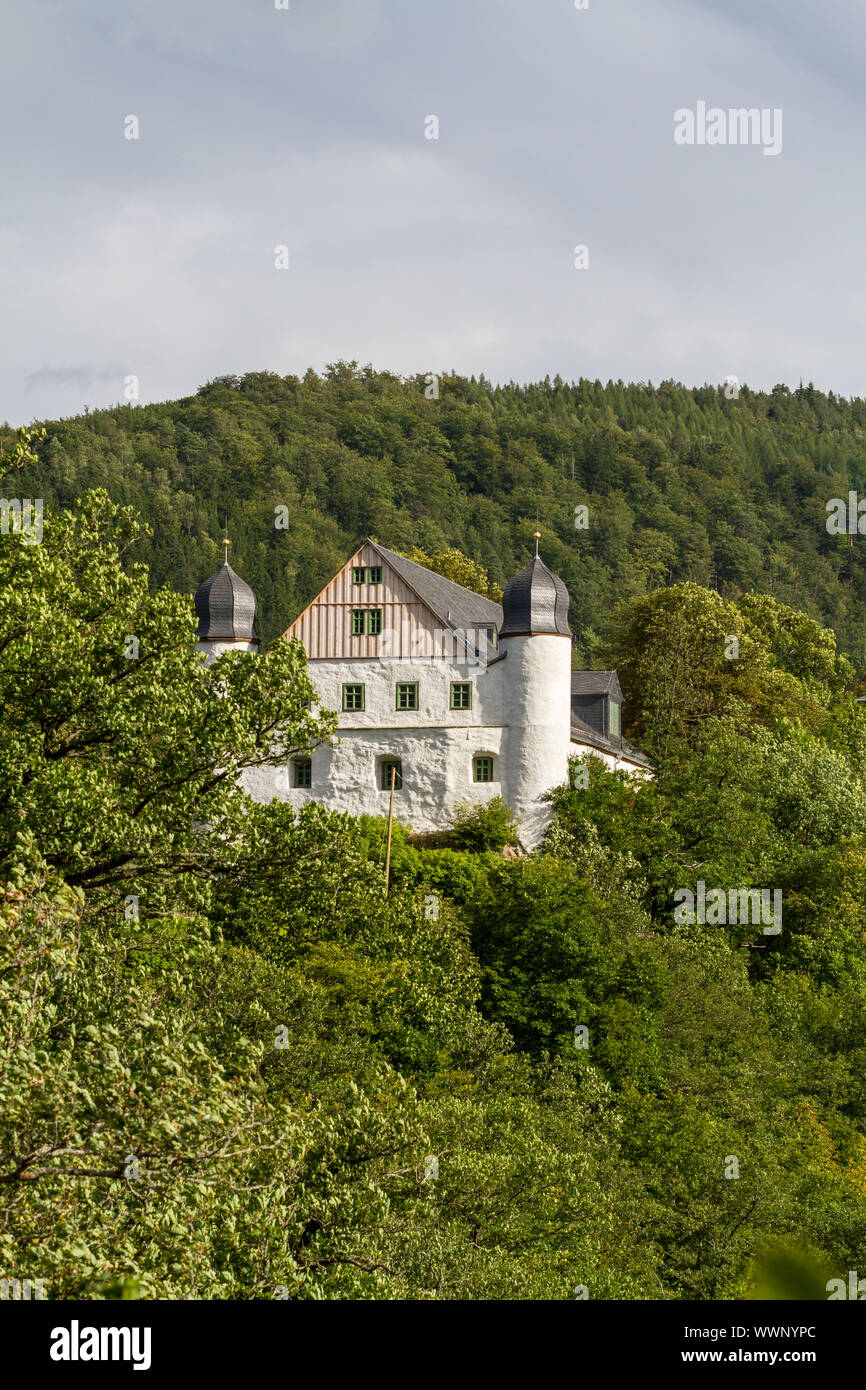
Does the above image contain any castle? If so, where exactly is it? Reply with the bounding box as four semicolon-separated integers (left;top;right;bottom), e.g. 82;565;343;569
193;538;650;850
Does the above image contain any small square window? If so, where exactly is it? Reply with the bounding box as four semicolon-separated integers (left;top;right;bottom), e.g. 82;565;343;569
450;682;472;710
380;759;402;790
293;758;312;788
396;682;418;711
352;566;366;585
367;566;382;585
368;608;383;636
343;683;365;712
473;755;494;783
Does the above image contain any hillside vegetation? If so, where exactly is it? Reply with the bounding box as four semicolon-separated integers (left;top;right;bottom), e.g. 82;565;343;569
5;365;866;663
3;383;866;1300
1;480;866;1301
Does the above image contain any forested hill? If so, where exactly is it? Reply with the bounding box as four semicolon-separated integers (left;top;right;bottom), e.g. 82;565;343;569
7;364;866;661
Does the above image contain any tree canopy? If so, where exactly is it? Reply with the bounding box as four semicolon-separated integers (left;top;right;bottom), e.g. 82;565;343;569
8;365;866;666
3;409;866;1301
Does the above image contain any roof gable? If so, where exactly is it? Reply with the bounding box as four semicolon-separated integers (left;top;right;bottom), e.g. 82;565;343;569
281;541;501;660
367;542;503;632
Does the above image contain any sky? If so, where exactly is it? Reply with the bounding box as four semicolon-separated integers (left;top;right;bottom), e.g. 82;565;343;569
1;0;863;425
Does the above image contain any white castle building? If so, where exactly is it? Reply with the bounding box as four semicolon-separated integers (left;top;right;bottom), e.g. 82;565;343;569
194;538;650;850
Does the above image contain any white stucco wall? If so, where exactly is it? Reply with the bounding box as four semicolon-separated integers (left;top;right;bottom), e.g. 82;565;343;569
238;642;651;850
497;633;574;848
196;639;258;666
243;651;509;831
243;722;507;828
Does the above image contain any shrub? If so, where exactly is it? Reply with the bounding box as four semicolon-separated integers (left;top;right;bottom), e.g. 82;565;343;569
449;796;519;852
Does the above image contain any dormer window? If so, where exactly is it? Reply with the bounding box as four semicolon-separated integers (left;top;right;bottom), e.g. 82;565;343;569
571;670;624;745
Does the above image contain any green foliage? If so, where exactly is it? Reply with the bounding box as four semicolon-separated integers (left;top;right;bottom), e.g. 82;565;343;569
742;1242;836;1301
4;426;866;1300
601;583;851;758
0;841;303;1299
463;856;651;1059
0;491;335;903
0;423;45;485
398;545;504;602
11;366;866;667
449;795;519;851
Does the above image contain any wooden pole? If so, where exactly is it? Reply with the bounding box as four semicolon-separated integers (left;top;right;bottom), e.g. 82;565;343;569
384;764;396;897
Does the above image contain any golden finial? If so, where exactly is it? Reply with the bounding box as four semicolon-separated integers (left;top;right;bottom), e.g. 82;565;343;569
533;529;541;556
222;536;230;563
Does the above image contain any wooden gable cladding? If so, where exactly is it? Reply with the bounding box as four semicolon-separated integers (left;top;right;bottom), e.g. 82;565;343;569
282;542;442;660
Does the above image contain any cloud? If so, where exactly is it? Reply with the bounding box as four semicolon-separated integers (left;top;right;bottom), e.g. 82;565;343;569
1;0;865;424
24;365;127;394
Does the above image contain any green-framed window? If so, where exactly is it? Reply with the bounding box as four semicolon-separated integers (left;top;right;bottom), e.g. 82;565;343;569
351;565;383;585
342;683;365;712
351;566;366;585
293;758;312;788
380;759;402;790
450;682;472;710
368;565;382;584
609;699;621;738
350;608;383;637
396;682;418;711
473;755;494;783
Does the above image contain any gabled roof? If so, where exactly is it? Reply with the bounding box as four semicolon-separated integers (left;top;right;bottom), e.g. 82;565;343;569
368;541;503;632
571;670;623;700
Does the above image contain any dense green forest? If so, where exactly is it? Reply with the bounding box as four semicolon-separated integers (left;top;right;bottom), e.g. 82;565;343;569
5;364;866;664
3;386;866;1301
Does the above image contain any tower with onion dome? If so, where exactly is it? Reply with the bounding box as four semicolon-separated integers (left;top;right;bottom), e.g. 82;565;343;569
497;532;573;847
194;538;260;665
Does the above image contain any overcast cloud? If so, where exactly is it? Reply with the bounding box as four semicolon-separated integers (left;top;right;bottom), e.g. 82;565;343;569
1;0;863;424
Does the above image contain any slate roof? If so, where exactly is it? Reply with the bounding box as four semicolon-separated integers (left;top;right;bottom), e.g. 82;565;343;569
369;541;503;631
195;562;259;643
571;670;623;700
499;554;571;638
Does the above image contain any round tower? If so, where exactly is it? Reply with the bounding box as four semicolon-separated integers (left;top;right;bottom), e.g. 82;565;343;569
498;540;572;850
194;543;260;665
